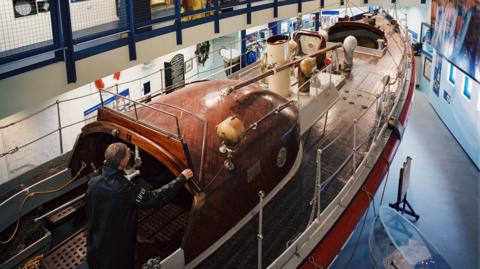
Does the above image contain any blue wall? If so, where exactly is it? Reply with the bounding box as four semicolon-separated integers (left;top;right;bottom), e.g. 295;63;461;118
419;51;480;169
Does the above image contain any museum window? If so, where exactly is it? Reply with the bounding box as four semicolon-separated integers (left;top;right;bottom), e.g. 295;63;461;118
448;63;455;85
462;76;471;101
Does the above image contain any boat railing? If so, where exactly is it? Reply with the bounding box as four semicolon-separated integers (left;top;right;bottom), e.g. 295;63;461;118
265;11;412;269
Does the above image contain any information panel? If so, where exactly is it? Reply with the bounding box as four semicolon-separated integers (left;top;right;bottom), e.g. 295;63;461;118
164;54;185;89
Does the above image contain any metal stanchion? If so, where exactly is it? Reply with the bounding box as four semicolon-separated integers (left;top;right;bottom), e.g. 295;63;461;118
258;190;265;269
160;68;165;93
56;100;63;154
316;149;322;219
133;103;138;120
322;110;329;136
353;119;357;178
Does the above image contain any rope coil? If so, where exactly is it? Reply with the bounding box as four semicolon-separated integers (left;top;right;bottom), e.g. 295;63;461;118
20;255;43;269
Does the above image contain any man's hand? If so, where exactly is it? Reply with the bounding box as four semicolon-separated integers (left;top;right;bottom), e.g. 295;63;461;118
181;169;194;180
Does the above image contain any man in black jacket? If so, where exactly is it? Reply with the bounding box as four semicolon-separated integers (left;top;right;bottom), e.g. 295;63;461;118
86;142;193;269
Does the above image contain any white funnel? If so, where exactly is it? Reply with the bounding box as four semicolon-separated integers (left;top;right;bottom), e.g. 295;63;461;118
343;35;357;74
266;35;291;97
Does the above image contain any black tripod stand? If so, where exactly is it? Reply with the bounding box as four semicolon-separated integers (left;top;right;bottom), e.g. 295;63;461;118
389;156;420;221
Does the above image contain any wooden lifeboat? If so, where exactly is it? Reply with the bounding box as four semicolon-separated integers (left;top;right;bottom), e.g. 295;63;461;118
68;79;300;263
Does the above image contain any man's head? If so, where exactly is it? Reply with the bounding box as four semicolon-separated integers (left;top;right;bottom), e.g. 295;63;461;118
104;142;131;171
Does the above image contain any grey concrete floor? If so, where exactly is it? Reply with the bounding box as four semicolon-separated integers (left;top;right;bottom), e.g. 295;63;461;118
330;89;480;269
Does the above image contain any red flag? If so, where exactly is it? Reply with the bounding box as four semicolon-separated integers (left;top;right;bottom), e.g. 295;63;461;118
94;79;105;90
113;71;121;81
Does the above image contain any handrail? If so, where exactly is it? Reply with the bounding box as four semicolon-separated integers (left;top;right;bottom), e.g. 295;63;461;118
98;88;182;138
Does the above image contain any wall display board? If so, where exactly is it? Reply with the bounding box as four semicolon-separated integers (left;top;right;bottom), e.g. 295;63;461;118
164;54;185;89
420;23;434;57
185;58;193;73
11;0;52;17
432;54;443;97
37;1;49;12
303;15;316;30
13;0;37;17
443;89;452;104
431;0;480;82
320;10;340;28
423;57;432;81
279;21;290;34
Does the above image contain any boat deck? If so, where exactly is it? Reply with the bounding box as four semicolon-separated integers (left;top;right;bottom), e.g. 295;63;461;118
197;17;405;268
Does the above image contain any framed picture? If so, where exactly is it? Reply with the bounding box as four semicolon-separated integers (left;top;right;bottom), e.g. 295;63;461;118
280;21;290;34
423;57;432;81
420;22;433;57
37;0;50;12
184;58;193;73
432;55;442;97
13;0;37;18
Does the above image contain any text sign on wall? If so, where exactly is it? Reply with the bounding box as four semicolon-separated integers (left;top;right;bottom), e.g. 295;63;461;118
164;54;185;89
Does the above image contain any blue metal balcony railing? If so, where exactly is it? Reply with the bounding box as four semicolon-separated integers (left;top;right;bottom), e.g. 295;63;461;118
0;0;320;82
0;0;426;83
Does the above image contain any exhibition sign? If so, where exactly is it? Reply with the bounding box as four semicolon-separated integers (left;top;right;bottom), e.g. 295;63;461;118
431;0;480;82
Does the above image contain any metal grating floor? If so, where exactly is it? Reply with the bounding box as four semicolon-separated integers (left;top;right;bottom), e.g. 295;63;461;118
42;231;86;269
43;203;189;269
138;203;184;238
